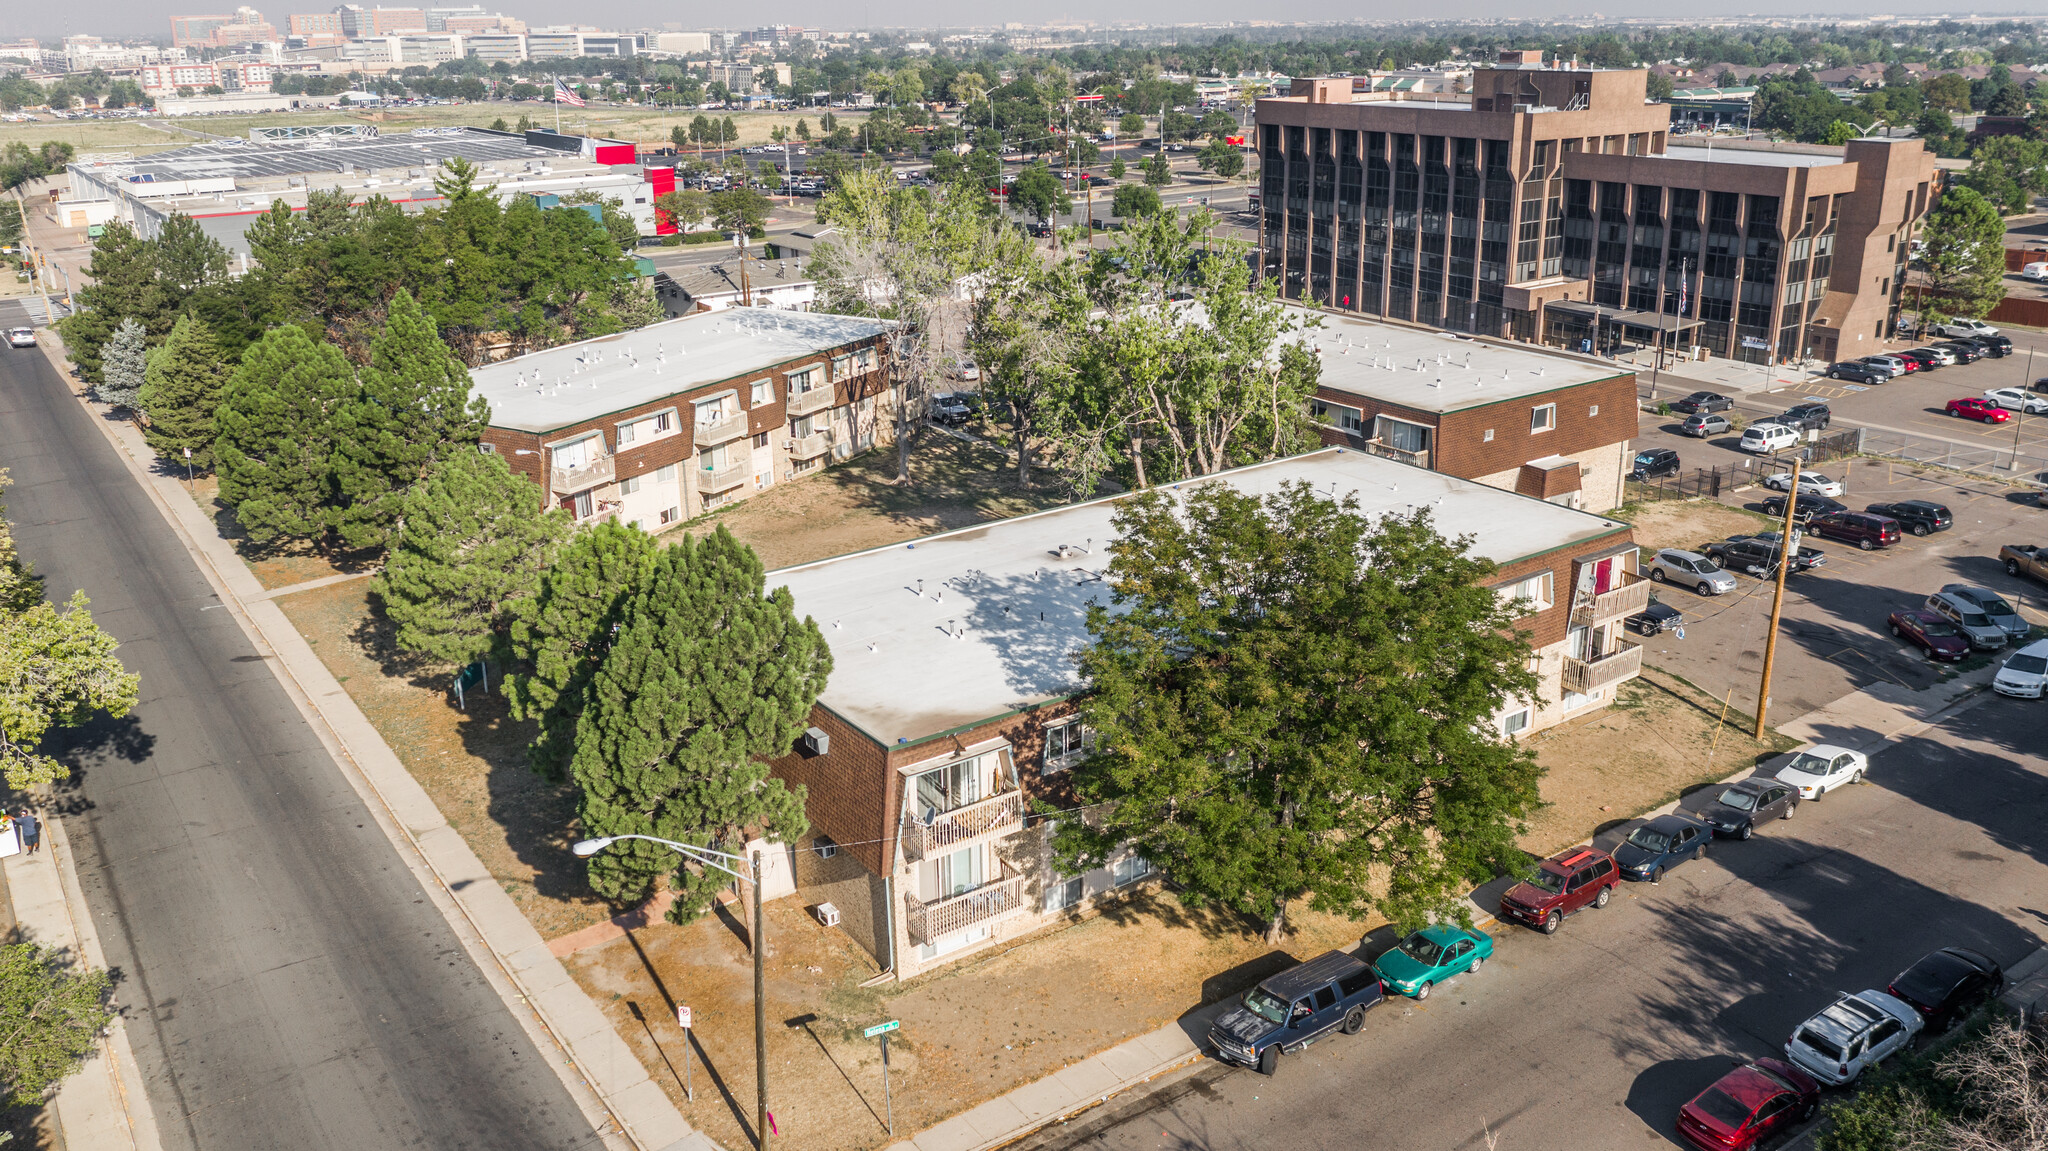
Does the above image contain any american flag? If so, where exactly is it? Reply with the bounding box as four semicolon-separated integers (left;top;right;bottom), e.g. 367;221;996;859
1677;259;1689;317
553;78;585;107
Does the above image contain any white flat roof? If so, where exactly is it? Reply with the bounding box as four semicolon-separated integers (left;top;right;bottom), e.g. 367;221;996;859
1301;308;1627;414
470;310;893;433
770;447;1630;746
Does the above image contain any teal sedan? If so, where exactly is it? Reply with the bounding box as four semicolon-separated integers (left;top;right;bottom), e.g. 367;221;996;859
1372;925;1495;1000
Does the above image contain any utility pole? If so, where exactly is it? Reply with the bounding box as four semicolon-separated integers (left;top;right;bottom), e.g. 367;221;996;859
1754;457;1801;739
2011;347;2036;471
753;848;769;1151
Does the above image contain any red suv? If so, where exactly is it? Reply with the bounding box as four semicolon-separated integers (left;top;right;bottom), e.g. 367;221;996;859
1499;846;1620;934
1806;511;1902;551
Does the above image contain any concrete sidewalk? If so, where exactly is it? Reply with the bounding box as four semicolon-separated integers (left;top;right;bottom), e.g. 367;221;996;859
2;816;164;1151
881;661;2002;1151
38;334;720;1151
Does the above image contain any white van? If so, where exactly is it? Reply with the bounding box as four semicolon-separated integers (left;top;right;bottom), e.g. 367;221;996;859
1740;423;1800;454
2024;262;2048;282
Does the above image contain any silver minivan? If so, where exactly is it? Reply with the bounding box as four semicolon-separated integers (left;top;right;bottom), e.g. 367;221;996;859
1648;549;1739;596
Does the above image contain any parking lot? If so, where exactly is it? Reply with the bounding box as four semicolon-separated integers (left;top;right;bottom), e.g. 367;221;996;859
1624;448;2046;725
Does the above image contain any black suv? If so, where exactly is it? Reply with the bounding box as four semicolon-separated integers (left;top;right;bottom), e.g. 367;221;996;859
1976;334;2015;357
1865;500;1952;537
1208;950;1385;1075
1774;402;1832;431
1631;447;1682;480
1705;535;1827;577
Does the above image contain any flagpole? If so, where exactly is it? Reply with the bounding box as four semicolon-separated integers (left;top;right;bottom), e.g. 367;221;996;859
554;75;560;132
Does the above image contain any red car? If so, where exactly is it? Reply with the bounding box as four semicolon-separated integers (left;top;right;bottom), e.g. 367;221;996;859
1888;608;1969;661
1498;845;1619;934
1947;397;2010;423
1677;1058;1821;1150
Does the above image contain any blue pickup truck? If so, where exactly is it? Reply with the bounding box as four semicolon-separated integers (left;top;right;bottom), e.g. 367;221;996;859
1206;949;1386;1075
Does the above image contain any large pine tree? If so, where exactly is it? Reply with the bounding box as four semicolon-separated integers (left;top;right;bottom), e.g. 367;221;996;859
508;521;660;781
570;527;830;919
136;314;228;470
96;318;148;411
215;325;357;544
330;289;492;551
59;223;165;384
371;448;569;668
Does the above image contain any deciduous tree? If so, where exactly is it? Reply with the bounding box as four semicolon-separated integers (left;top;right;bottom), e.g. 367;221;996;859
1050;483;1542;942
0;941;115;1107
569;527;829;919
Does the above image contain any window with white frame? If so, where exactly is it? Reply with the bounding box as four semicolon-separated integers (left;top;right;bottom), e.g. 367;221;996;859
831;354;852;381
1531;403;1557;433
1373;415;1432;453
1043;719;1094;772
1310;399;1364;432
654;463;677;485
788;365;820;393
1044;876;1084;912
620;474;641;495
694;395;733;425
1112;855;1153;886
659;506;679;524
1498;572;1552;614
751;379;773;404
854;347;876;372
618;410;675;445
1501;709;1532;736
569;490;595;519
550;433;600;471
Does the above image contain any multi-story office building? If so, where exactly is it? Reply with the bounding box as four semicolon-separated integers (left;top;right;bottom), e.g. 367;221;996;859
1255;53;1937;364
287;11;346;45
334;5;427;37
462;32;526;61
171;15;235;47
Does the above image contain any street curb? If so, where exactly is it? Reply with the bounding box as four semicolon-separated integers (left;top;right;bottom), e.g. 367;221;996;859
36;334;711;1151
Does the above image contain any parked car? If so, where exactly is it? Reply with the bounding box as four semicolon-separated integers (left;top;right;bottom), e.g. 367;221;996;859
1700;778;1799;839
1647;548;1739;596
1705;535;1822;577
1497;845;1619;935
2025;262;2048;282
1864;500;1952;536
1888;608;1971;662
1995;638;2048;698
1919;346;1961;367
1676;1060;1821;1151
1825;360;1889;383
1983;387;2048;416
957;359;981;382
1807;511;1901;550
1948;396;2011;423
1206;949;1386;1075
1371;924;1494;1000
1613;814;1711;884
1899;349;1946;371
1931;317;1999;340
1774;402;1832;431
1627;592;1685;636
1631;447;1682;480
1757;493;1846;522
1935;340;1984;364
1866;354;1918;375
1762;471;1844;498
1926;591;2011;649
1679;412;1732;438
1740;423;1800;455
1776;745;1868;800
1888;948;2005;1034
5;327;34;349
1671;390;1735;414
2002;542;2048;582
928;393;973;425
1783;991;1923;1086
1938;584;2030;641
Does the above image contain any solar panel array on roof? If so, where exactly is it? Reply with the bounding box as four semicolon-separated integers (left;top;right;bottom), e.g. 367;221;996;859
105;129;573;183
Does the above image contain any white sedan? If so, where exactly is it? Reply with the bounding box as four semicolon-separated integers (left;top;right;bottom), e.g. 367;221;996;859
1984;387;2048;415
1776;744;1868;799
1762;472;1845;498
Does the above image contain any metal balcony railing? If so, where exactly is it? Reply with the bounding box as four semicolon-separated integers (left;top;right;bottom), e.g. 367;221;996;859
903;791;1024;861
787;431;831;459
550;455;615;494
1563;642;1643;695
694;411;749;447
904;864;1025;945
698;455;749;492
1360;438;1431;470
786;386;836;417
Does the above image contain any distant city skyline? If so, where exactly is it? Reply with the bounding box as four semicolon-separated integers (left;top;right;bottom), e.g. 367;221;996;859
8;3;2046;45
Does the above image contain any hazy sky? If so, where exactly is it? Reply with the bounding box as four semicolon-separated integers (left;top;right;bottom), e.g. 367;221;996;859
1;0;2004;47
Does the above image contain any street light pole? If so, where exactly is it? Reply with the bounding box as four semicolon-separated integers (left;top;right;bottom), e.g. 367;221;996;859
574;834;768;1149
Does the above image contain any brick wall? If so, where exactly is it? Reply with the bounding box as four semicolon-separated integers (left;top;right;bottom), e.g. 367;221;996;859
769;704;892;875
1435;373;1638;479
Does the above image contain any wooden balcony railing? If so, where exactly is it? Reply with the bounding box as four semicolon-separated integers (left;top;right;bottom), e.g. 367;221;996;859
904;864;1025;945
1584;570;1651;624
550;455;615;494
787;386;836;417
787;431;831;459
694;411;749;448
1563;642;1643;695
904;791;1024;861
698;455;749;492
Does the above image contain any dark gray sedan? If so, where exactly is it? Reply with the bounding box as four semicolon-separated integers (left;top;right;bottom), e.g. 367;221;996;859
1612;814;1712;883
1700;779;1799;840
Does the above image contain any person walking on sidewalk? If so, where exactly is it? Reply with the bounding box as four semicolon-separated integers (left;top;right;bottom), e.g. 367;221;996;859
17;807;40;855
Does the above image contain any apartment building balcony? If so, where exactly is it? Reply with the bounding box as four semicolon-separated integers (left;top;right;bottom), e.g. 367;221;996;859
550;455;615;495
786;386;836;417
903;791;1024;862
787;430;831;459
1360;438;1431;470
698;454;750;492
1582;570;1651;626
1563;641;1643;695
904;863;1026;946
694;410;750;447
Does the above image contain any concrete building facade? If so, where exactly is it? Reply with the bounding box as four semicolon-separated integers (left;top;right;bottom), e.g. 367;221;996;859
1255;53;1937;365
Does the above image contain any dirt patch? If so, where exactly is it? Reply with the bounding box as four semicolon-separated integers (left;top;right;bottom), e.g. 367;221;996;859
1519;666;1799;855
272;580;613;938
567;886;1371;1151
1613;498;1773;554
697;432;1069;571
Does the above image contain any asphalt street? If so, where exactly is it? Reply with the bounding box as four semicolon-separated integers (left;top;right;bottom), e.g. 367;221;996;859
1014;694;2048;1151
0;316;599;1151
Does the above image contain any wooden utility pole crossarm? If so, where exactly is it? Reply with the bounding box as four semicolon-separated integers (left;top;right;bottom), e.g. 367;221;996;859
1754;457;1801;739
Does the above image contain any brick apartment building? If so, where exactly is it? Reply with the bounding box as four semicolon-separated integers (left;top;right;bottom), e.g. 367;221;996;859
472;311;894;529
1299;306;1638;511
766;448;1645;979
1256;52;1936;365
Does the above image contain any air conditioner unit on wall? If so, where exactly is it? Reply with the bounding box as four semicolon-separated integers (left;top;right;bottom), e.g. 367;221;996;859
799;726;829;757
